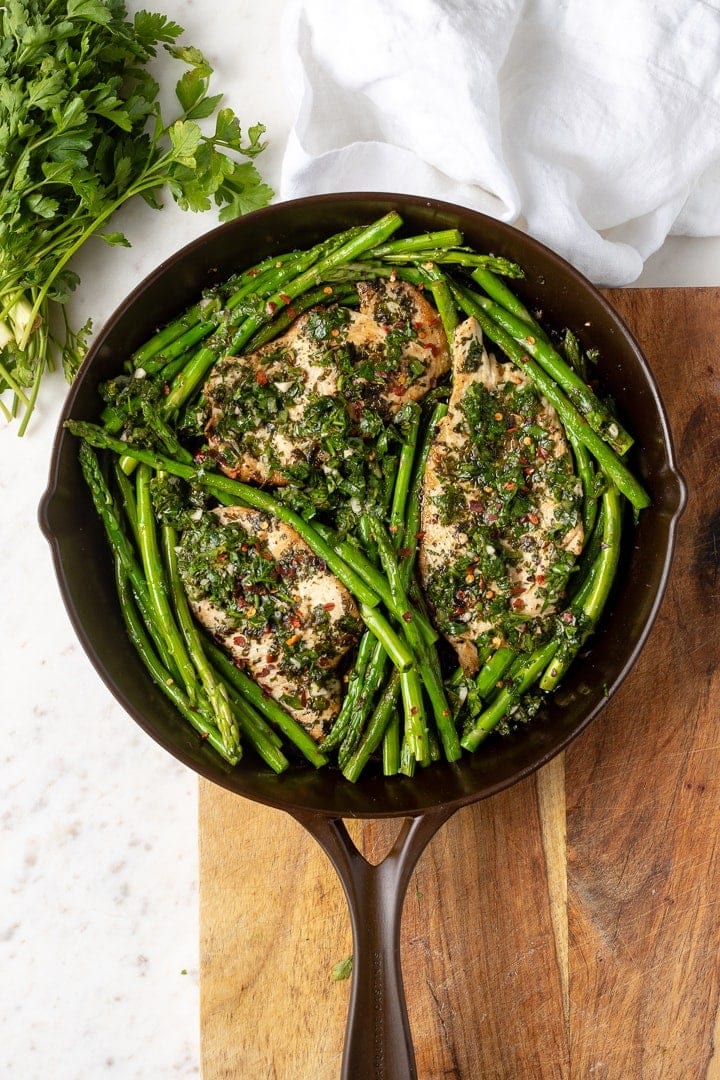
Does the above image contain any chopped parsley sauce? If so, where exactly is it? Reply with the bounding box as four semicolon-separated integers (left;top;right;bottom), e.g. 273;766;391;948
425;367;583;652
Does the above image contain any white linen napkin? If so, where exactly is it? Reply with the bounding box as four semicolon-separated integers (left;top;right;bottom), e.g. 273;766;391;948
279;0;720;285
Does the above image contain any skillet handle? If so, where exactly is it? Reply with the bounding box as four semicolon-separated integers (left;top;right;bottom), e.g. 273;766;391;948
292;807;456;1080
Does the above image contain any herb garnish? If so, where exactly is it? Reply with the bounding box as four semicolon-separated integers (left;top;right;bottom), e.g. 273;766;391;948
0;0;273;432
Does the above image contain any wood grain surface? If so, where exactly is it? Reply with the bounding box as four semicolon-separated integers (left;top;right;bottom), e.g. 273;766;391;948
199;288;720;1079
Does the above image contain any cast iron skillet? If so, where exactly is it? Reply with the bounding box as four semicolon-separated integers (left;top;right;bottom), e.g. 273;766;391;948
40;193;686;1078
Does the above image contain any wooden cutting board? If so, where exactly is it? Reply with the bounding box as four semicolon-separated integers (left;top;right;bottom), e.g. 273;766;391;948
199;288;720;1079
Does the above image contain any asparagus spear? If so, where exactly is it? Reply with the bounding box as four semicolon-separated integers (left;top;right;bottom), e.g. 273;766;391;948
205;641;328;769
539;483;622;691
319;630;376;753
114;554;240;765
456;284;633;455
135;464;201;706
451;286;650;510
161;212;404;414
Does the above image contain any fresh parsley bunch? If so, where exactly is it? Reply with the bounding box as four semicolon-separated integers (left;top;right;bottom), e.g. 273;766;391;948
0;0;274;432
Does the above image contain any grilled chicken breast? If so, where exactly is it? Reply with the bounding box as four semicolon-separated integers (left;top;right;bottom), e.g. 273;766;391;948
419;317;584;675
202;277;450;485
176;505;363;739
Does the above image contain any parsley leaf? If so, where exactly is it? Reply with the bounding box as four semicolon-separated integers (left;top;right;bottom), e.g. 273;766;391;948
0;0;273;433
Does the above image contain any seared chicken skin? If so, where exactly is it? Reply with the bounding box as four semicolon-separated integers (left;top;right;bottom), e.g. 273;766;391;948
419;317;584;675
176;505;363;739
202;278;450;485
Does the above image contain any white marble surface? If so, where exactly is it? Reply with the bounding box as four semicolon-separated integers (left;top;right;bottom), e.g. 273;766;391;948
2;3;719;1078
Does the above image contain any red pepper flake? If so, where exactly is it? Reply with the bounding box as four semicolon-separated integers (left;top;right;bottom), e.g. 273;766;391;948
411;706;419;715
512;598;525;610
266;300;277;315
422;341;439;355
468;499;484;513
535;574;546;584
503;481;516;491
256;368;268;386
232;635;247;647
279;292;291;304
286;633;302;646
287;307;296;319
415;530;426;540
323;602;336;611
323;285;333;295
289;614;302;628
528;512;540;526
561;611;575;624
200;732;209;741
402;611;412;623
246;268;260;278
397;547;412;558
300;691;308;707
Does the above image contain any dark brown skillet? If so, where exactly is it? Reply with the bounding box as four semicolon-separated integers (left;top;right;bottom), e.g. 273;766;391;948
39;193;686;1078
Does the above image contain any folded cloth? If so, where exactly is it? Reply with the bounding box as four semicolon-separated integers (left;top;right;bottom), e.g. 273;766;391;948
279;0;720;285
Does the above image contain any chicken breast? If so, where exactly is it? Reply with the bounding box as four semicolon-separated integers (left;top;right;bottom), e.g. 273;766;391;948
176;505;363;739
419;317;584;675
202;277;450;485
